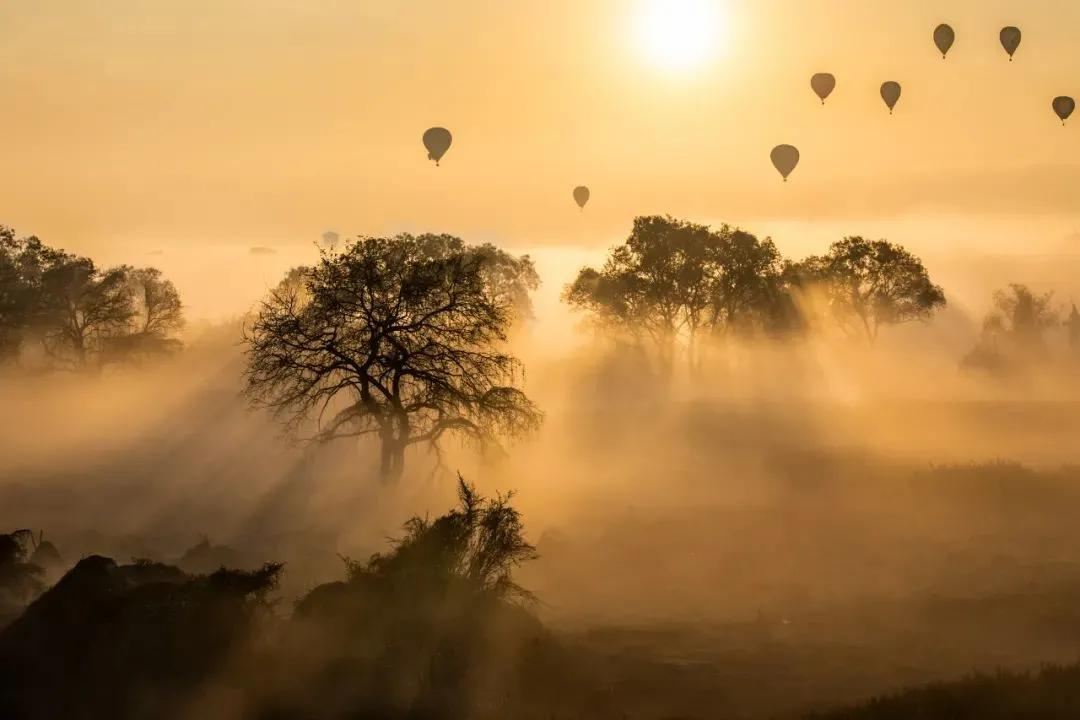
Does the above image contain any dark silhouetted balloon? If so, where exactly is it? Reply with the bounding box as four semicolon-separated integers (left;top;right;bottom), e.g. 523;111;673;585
880;82;902;114
770;145;800;182
934;24;955;58
811;73;836;104
1053;96;1075;125
321;231;339;251
423;127;452;166
1000;26;1021;60
573;186;590;209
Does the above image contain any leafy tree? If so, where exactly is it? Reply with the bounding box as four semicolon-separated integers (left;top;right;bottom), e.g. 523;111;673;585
794;237;946;342
243;234;542;482
36;252;135;370
0;227;185;370
963;284;1060;373
986;284;1059;345
564;216;713;353
561;215;790;371
564;216;787;366
100;267;185;363
127;267;184;337
705;226;787;334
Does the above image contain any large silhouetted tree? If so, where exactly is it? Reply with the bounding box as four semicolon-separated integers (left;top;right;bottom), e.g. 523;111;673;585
794;237;945;342
243;234;542;482
563;216;786;367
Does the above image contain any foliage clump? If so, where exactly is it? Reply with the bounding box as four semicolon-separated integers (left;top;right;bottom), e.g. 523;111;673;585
346;475;538;604
0;530;45;626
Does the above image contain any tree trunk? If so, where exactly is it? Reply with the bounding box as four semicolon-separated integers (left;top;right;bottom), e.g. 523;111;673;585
378;413;409;483
379;439;394;480
390;441;406;481
378;436;407;483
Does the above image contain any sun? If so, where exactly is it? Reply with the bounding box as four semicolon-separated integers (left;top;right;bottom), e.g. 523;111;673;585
636;0;726;73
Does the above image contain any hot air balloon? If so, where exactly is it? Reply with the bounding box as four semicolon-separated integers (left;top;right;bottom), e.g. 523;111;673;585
880;81;902;114
1053;96;1075;125
1000;26;1021;60
321;231;340;252
422;127;452;166
811;73;836;105
934;24;955;58
770;145;800;182
573;186;590;210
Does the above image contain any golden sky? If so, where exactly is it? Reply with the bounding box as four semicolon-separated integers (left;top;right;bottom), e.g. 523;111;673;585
2;1;1080;319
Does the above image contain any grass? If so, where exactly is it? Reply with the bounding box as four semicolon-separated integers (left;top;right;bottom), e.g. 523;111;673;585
807;663;1080;719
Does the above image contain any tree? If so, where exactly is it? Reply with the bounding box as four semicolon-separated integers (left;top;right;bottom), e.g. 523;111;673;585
0;227;185;370
794;237;946;342
128;267;184;337
100;267;185;363
987;284;1059;346
704;226;787;334
563;216;787;367
243;234;542;482
963;284;1060;373
0;228;34;362
36;252;135;370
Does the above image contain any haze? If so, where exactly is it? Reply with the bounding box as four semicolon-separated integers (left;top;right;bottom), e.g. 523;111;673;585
5;2;1080;719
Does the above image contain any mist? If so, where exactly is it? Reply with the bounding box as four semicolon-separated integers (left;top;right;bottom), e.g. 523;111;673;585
5;0;1080;715
5;252;1080;717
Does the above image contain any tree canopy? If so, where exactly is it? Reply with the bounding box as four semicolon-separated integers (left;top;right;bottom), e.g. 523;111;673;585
243;234;542;481
792;236;946;342
0;226;184;369
963;284;1061;373
564;216;788;366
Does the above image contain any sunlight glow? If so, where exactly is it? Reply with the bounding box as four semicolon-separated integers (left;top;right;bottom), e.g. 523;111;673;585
636;0;726;73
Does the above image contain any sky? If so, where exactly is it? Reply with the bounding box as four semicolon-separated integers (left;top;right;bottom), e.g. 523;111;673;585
2;0;1080;320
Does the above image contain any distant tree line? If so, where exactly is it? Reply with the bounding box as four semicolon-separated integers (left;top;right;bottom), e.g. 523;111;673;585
564;216;947;367
0;226;184;371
